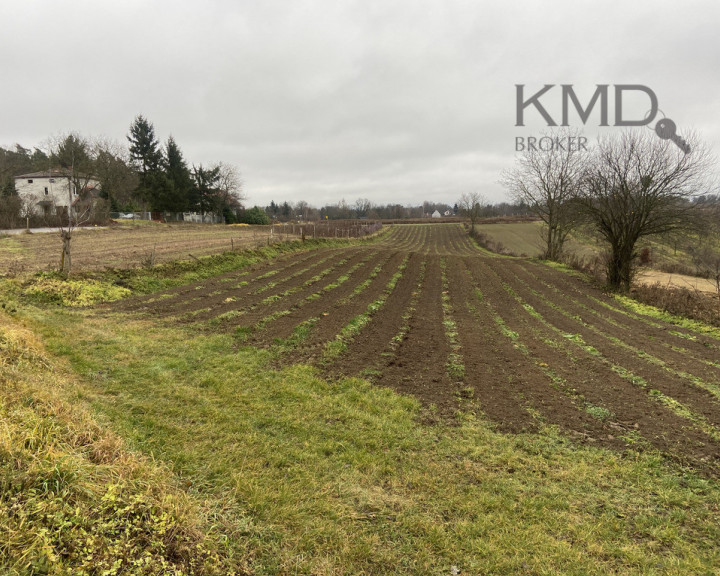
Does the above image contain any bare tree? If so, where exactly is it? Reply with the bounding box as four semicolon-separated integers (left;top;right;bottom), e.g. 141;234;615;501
580;129;715;291
47;133;100;273
214;162;246;219
294;200;310;221
501;128;585;260
94;137;137;210
458;191;484;228
354;198;372;219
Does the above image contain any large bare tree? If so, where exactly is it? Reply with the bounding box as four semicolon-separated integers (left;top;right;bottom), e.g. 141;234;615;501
94;137;137;210
580;129;714;291
214;162;245;219
501;128;585;260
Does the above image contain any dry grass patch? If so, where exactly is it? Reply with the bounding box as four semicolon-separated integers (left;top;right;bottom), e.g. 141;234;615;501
0;313;247;575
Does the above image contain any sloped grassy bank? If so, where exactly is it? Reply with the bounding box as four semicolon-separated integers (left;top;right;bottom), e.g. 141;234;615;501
0;313;248;575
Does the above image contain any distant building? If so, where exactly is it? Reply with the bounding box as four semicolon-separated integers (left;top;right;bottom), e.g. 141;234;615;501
14;169;100;217
431;210;441;218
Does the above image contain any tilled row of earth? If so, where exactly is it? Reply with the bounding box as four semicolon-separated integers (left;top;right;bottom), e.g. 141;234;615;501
108;224;720;475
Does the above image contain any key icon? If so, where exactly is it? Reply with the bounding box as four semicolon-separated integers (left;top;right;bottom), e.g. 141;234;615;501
655;118;691;153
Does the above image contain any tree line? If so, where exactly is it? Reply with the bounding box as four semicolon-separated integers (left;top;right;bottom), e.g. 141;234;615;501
261;198;530;222
0;115;246;225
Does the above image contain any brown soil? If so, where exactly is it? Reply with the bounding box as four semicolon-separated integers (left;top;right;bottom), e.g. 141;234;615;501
0;223;297;273
371;255;460;419
112;224;720;475
321;252;425;381
259;250;407;347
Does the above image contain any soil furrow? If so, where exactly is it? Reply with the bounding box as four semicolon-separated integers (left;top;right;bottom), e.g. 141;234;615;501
110;247;335;315
491;260;720;433
228;249;378;333
508;261;720;392
520;260;720;359
374;255;460;418
184;250;352;324
445;257;537;432
474;257;720;471
254;250;404;346
322;252;425;379
461;256;621;443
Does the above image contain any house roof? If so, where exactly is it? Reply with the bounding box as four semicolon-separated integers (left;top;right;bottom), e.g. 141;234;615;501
15;168;97;180
15;169;68;179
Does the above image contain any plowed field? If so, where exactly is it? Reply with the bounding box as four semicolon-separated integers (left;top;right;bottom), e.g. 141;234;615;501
110;224;720;475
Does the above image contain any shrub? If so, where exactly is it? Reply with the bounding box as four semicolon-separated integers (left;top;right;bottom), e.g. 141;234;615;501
631;282;720;327
638;247;652;265
237;207;269;225
22;274;131;306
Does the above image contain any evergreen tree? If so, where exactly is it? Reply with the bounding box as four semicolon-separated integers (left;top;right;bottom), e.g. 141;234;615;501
268;200;278;218
1;177;17;197
127;115;162;206
191;164;220;217
162;136;193;212
147;172;180;213
53;133;92;172
51;133;98;207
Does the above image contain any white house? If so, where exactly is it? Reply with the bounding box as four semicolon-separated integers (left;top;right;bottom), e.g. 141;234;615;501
431;210;441;218
14;169;100;216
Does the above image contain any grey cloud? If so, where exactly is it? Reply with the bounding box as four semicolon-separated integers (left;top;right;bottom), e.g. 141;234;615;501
1;0;719;207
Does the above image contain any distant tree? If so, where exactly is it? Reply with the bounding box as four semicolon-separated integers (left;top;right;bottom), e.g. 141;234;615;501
239;206;270;225
458;191;484;228
294;200;310;220
354;198;372;219
160;136;193;212
94;139;137;210
191;164;220;219
281;201;291;220
266;200;280;220
336;198;351;219
580;130;714;291
0;145;47;183
0;177;22;228
214;162;245;220
1;177;16;197
501;128;585;261
127;115;162;207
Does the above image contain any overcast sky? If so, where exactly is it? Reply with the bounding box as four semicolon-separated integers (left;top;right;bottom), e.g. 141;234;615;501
2;0;719;207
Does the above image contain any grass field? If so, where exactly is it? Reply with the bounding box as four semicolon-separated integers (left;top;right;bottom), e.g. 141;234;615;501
474;220;599;260
3;224;720;574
